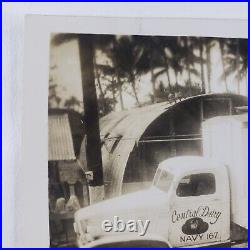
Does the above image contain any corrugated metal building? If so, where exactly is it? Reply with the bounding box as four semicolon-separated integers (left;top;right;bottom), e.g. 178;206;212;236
48;109;86;247
49;114;76;161
94;93;247;198
48;109;86;207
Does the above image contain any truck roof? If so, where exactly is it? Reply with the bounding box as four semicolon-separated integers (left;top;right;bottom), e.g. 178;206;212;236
158;156;223;175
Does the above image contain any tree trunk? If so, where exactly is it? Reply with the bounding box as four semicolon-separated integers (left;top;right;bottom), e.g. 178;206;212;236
205;41;212;93
78;35;104;204
174;69;178;87
93;55;105;98
150;63;156;103
131;76;140;106
117;76;124;110
184;37;192;94
187;63;192;88
111;75;116;107
236;39;241;94
162;54;171;91
165;66;172;91
219;40;229;92
199;38;206;94
93;55;107;113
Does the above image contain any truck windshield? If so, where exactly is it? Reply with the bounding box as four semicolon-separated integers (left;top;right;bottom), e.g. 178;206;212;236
153;169;173;192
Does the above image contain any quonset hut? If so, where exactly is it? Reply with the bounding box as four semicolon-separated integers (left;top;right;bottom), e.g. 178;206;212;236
82;93;247;198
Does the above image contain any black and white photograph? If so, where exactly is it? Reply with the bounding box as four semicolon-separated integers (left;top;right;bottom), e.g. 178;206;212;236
3;3;249;248
48;33;248;248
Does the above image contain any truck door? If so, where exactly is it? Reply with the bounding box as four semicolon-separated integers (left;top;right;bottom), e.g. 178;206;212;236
169;171;230;247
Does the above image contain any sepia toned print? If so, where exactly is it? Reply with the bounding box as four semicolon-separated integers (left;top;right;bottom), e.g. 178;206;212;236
48;34;248;247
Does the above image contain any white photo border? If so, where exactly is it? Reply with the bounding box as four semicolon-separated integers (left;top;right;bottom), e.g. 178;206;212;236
17;15;247;247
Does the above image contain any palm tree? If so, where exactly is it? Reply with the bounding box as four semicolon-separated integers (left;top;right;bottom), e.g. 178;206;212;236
103;74;119;110
224;38;248;93
176;37;201;95
117;36;142;105
204;38;214;93
153;36;202;96
95;63;125;110
182;37;192;90
134;36;184;101
198;37;206;93
134;36;204;101
104;36;148;106
218;38;229;92
149;36;174;90
185;37;207;94
116;75;125;109
199;38;206;93
93;54;109;113
130;36;158;103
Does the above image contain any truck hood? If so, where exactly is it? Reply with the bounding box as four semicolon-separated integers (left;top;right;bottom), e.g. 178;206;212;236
75;187;168;222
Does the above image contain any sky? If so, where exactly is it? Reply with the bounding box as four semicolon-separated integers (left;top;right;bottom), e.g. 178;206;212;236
49;36;248;112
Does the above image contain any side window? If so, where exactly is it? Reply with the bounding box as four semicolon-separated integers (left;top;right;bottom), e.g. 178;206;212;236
176;173;216;197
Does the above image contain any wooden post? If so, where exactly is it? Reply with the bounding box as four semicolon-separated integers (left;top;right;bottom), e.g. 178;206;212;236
78;34;104;204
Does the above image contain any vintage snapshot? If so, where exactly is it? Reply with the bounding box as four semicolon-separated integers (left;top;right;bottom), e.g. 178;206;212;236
48;33;248;248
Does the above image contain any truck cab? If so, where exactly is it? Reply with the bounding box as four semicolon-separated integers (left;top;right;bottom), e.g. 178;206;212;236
74;156;231;248
154;156;230;247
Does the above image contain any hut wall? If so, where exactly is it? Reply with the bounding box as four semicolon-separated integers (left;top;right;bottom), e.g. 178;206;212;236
122;95;247;194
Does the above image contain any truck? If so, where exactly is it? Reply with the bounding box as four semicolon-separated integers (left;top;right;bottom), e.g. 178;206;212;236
74;113;248;248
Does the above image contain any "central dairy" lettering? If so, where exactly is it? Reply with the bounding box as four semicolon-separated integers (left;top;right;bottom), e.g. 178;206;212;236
172;206;221;224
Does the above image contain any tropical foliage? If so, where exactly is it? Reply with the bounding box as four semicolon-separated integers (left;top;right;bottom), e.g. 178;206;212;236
49;35;248;116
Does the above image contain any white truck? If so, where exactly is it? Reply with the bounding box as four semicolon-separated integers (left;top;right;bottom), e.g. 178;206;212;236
74;113;248;248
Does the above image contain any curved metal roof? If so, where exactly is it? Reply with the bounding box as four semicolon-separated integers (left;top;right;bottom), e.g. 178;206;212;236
101;101;168;197
99;93;247;197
